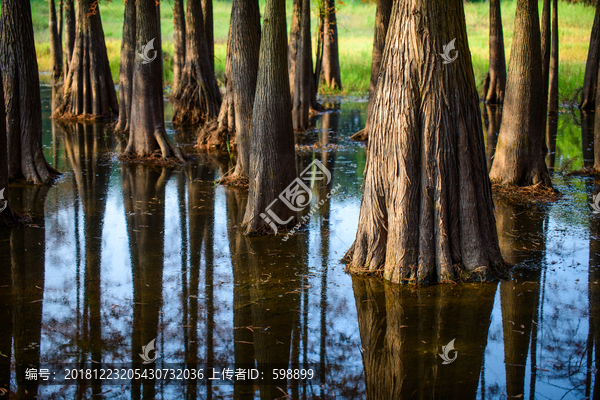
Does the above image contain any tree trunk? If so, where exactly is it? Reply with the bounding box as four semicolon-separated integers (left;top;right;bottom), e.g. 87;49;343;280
171;0;221;125
0;69;17;225
63;0;76;79
581;0;600;110
1;0;59;183
344;0;504;283
484;104;502;172
288;0;302;102
49;0;63;83
594;62;600;172
351;0;392;141
124;0;184;161
541;0;551;117
548;0;559;116
58;0;63;42
482;0;506;104
322;0;342;90
292;0;312;131
53;0;118;119
115;0;136;133
173;0;186;93
202;0;214;73
489;0;552;187
242;0;297;235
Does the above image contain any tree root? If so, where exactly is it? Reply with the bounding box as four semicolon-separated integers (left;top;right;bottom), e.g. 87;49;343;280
196;121;233;152
350;128;368;141
217;172;248;187
491;182;562;204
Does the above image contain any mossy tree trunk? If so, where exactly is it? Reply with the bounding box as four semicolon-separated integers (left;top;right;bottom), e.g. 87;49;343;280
344;0;504;283
482;0;506;104
581;0;600;111
115;0;136;133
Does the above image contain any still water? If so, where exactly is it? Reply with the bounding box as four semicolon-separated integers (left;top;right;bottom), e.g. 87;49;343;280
0;87;598;399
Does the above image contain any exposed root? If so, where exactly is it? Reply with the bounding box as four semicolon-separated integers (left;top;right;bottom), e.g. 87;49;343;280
295;142;342;152
566;166;600;177
217;172;249;187
118;150;187;166
52;112;116;122
196;121;233;152
492;182;562;204
350;128;368;141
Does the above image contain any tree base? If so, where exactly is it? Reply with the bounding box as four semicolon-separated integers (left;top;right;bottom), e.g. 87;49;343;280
196;120;233;152
491;182;561;204
217;172;248;187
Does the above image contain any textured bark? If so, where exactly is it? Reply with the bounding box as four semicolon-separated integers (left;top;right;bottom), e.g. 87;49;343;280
49;0;63;83
0;69;16;225
541;0;551;118
489;0;552;187
482;0;506;104
548;0;559;116
173;0;186;92
63;0;76;79
322;0;342;90
171;0;221;125
581;0;600;110
344;0;504;283
124;0;183;161
1;0;59;183
351;0;393;141
288;0;302;101
53;0;118;119
202;0;214;73
242;0;297;234
115;0;136;132
292;0;312;131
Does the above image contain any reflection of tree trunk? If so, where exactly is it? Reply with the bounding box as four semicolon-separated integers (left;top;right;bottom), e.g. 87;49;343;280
588;183;600;399
0;229;11;396
546;116;558;172
582;111;595;168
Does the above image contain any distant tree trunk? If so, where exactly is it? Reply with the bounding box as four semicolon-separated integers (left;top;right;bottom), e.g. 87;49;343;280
49;0;63;83
548;0;559;116
242;0;297;235
541;0;551;112
288;0;302;101
322;0;342;90
53;0;118;119
115;0;136;133
484;104;502;172
292;0;312;131
351;0;392;141
581;0;600;110
63;0;76;79
482;0;506;104
0;70;17;225
202;0;214;73
123;0;184;161
58;0;64;41
344;0;504;283
1;0;59;183
489;0;552;187
171;0;221;125
173;0;186;92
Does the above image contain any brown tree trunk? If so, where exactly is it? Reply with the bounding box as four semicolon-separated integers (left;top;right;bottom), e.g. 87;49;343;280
344;0;504;283
548;0;559;116
581;0;600;111
115;0;136;133
292;0;312;131
1;0;59;183
322;0;342;90
482;0;506;104
49;0;63;83
202;0;214;73
58;0;64;42
541;0;551;117
594;61;600;172
351;0;392;141
124;0;184;161
171;0;221;125
489;0;552;187
288;0;302;102
173;0;186;93
0;69;17;225
63;0;76;79
484;104;502;172
53;0;118;119
242;0;297;235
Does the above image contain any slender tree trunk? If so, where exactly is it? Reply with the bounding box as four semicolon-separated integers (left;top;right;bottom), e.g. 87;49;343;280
115;0;136;132
581;0;600;110
242;0;297;234
322;0;342;90
288;0;302;101
171;0;221;125
489;0;552;187
0;68;17;225
548;0;559;116
314;3;324;91
344;0;504;283
1;0;59;183
49;0;63;83
292;0;312;131
351;0;392;141
173;0;186;93
124;0;184;161
541;0;551;114
482;0;506;104
63;0;76;79
53;0;118;119
594;62;600;172
484;104;502;172
59;0;64;42
202;0;214;73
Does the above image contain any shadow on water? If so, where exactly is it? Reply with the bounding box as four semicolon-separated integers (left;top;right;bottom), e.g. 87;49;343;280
0;88;598;398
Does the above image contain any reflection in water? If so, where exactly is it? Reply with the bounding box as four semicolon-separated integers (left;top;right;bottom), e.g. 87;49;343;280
546;116;558;172
582;111;594;169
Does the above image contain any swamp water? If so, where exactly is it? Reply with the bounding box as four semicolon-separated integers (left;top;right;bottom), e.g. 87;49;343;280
0;87;598;399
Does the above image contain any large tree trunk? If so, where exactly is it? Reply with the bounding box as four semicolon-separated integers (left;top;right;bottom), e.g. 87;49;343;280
292;0;312;131
288;0;302;102
482;0;506;104
242;0;297;235
202;0;214;73
1;0;59;183
53;0;118;119
173;0;186;93
49;0;63;83
171;0;221;125
351;0;393;141
489;0;552;187
124;0;184;161
344;0;504;283
581;0;600;111
115;0;136;133
322;0;342;90
63;0;76;79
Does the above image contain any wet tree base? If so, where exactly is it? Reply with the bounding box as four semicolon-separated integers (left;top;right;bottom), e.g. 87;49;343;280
118;150;188;166
196;120;233;152
492;182;562;204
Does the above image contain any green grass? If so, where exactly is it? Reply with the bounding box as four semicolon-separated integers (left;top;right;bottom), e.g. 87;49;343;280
32;0;595;102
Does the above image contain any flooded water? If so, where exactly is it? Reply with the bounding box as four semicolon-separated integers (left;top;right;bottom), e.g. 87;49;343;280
0;87;598;399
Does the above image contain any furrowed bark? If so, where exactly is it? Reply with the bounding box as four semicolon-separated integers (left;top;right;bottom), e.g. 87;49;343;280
115;0;136;133
482;0;506;104
292;0;312;132
63;0;76;79
49;0;63;83
173;0;186;93
202;0;214;73
581;0;600;110
322;0;342;90
288;0;302;101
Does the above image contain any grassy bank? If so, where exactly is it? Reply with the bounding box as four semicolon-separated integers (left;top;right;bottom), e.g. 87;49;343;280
32;0;594;103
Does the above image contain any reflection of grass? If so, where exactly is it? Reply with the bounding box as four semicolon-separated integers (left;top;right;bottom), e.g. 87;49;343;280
555;112;584;171
33;0;593;100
